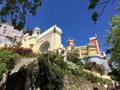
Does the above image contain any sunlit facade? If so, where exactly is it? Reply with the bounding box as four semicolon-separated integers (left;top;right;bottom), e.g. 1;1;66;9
21;25;63;53
0;23;63;54
0;22;104;58
66;35;102;58
0;22;23;47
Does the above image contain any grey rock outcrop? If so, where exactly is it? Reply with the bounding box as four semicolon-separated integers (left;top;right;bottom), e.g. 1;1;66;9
0;58;39;90
0;57;106;90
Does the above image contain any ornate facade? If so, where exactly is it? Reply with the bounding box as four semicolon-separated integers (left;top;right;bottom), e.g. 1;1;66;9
0;22;23;47
0;22;105;58
66;35;103;58
0;23;63;54
22;25;63;53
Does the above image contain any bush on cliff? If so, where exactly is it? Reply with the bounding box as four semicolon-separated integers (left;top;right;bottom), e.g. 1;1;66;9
34;52;110;90
35;52;64;90
0;63;6;79
0;45;37;57
0;50;20;78
35;52;86;90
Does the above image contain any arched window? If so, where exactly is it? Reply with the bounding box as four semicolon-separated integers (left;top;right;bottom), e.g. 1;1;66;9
40;41;50;54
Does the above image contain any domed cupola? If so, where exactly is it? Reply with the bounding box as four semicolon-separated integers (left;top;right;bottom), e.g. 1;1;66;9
33;27;41;35
32;27;41;37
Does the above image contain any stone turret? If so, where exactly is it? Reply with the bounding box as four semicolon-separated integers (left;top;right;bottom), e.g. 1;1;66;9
32;27;41;37
89;34;100;54
67;38;75;47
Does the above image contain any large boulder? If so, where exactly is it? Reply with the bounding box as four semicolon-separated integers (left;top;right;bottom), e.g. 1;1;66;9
0;58;39;90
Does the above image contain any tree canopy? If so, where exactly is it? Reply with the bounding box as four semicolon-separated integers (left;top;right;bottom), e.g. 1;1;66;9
0;0;119;29
105;15;120;62
0;0;42;30
104;15;120;81
88;0;119;23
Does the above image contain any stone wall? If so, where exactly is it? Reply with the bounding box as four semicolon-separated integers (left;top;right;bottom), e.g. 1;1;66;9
63;75;106;90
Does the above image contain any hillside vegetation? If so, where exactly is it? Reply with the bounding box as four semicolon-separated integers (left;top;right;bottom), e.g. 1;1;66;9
0;46;112;89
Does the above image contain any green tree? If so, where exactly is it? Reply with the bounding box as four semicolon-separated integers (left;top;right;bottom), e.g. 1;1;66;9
88;0;119;23
67;47;80;64
0;50;20;78
105;15;120;61
105;15;120;81
108;64;120;81
0;0;42;30
35;52;64;90
0;63;6;79
0;50;20;62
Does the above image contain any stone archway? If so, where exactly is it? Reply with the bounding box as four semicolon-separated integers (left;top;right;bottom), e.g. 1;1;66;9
37;25;63;53
39;41;50;54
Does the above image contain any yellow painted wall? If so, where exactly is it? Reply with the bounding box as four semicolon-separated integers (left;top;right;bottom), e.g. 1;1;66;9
0;44;5;48
88;48;97;55
22;37;37;53
51;32;61;50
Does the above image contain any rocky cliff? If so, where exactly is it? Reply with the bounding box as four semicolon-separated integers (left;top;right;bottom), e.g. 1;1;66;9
0;58;39;90
0;58;106;90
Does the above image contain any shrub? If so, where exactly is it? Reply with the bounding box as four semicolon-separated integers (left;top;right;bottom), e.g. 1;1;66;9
84;62;105;75
84;62;93;70
0;50;20;78
0;45;34;57
66;61;79;74
0;63;7;79
67;53;80;64
35;52;108;89
9;47;32;56
35;53;64;90
54;59;68;70
108;65;120;81
0;50;20;62
84;71;110;84
84;72;98;83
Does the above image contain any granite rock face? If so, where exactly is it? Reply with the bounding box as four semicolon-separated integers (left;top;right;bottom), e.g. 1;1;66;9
0;58;39;90
0;58;106;90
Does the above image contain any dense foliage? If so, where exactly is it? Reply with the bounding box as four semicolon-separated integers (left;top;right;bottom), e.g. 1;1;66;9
84;71;111;85
0;45;35;57
9;47;33;56
0;50;20;62
108;64;120;81
0;0;118;29
35;52;64;90
0;45;36;79
0;50;20;78
35;52;85;90
84;62;105;75
88;0;119;23
105;15;120;61
67;52;80;64
0;63;6;79
0;49;110;88
34;52;109;90
105;15;120;81
0;0;42;30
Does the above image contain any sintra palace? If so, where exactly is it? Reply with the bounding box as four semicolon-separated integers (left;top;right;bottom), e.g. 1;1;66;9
0;22;106;58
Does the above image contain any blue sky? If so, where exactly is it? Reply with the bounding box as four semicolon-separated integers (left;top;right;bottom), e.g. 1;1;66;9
25;0;119;51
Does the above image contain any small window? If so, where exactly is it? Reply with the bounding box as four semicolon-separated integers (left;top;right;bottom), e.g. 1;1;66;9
3;26;7;34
